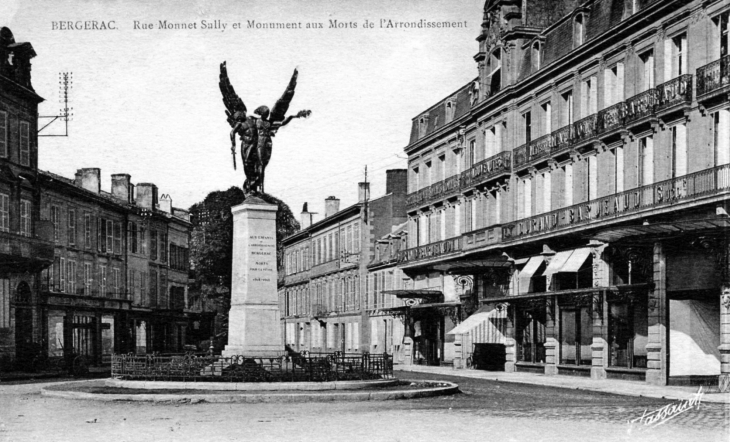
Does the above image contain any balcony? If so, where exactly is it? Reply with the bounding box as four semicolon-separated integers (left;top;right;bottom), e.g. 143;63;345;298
514;75;693;170
697;54;730;109
406;151;512;211
0;228;54;272
503;163;730;242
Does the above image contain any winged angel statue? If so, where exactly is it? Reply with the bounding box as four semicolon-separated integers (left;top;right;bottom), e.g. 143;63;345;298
219;62;311;195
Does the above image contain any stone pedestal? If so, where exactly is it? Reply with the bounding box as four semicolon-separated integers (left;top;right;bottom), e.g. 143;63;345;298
222;197;285;358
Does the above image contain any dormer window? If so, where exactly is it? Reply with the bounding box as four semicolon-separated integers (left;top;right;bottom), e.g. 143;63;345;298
574;14;585;47
418;115;429;138
532;42;541;70
445;101;455;123
488;49;502;96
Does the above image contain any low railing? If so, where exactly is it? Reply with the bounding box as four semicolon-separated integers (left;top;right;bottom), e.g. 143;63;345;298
624;88;659;123
656;74;693;111
503;163;730;241
697;54;730;97
111;352;393;382
397;236;462;264
406;152;511;210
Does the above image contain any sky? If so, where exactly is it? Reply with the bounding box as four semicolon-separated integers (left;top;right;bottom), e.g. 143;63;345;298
3;0;483;221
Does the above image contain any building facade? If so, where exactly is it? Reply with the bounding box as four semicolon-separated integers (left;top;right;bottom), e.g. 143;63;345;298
401;0;730;386
0;27;55;368
279;170;407;354
38;170;193;364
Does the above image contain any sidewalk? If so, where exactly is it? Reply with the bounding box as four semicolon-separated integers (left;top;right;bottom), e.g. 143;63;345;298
0;366;110;383
395;364;730;404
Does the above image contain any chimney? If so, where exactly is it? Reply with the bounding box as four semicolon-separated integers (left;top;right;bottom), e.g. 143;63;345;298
159;194;172;214
111;174;133;203
358;182;370;203
77;168;100;194
135;183;158;210
386;169;407;195
300;202;313;229
325;196;340;218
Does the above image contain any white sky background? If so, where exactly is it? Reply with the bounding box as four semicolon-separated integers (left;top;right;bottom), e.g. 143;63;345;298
4;0;482;220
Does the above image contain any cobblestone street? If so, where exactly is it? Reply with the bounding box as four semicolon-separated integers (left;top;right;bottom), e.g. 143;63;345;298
1;372;727;442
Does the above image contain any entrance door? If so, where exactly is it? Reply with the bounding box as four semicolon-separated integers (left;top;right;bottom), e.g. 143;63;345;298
15;308;33;365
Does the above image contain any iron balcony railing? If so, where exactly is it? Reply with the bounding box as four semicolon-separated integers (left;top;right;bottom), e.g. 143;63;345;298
503;163;730;241
406;151;511;211
396;236;462;264
513;75;693;169
111;352;393;382
696;54;730;97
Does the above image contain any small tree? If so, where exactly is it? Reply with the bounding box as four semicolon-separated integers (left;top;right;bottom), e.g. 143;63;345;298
189;187;299;310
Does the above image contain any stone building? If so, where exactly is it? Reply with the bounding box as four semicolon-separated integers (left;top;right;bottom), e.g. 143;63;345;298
0;27;54;367
279;170;407;354
38;170;193;364
401;0;730;386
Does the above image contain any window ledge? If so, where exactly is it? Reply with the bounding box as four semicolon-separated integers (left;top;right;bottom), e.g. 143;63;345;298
606;367;647;373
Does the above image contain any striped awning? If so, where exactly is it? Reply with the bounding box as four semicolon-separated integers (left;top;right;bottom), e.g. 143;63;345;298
543;250;574;276
559;247;592;273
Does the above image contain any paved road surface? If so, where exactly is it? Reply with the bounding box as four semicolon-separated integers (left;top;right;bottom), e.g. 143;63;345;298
0;371;727;442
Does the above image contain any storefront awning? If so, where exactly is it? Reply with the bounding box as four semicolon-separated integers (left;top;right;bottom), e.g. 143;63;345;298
381;290;443;302
519;256;544;280
446;311;491;335
411;302;460;310
559;247;592;273
543;250;574;276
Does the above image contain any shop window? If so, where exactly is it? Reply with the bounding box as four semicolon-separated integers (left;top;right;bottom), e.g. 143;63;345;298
560;306;592;365
517;308;546;363
608;298;648;368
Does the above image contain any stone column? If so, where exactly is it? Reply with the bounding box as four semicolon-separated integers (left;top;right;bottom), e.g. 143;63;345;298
222;197;285;358
544;296;558;375
590;242;609;380
504;303;516;372
719;286;730;386
646;242;668;385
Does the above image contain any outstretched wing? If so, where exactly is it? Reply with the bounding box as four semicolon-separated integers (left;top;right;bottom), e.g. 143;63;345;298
219;61;247;127
269;68;298;123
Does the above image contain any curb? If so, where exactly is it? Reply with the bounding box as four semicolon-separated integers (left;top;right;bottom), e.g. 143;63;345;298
105;378;399;391
394;367;730;404
40;379;459;403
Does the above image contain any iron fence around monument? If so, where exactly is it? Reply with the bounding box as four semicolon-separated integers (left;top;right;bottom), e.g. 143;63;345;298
111;352;393;382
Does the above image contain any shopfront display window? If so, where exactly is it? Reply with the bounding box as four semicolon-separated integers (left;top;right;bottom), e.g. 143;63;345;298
608;299;648;368
517;308;546;363
560;306;592;365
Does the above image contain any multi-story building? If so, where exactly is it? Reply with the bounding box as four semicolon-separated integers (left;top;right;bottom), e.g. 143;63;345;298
279;170;407;354
38;170;193;363
400;0;730;386
0;27;55;367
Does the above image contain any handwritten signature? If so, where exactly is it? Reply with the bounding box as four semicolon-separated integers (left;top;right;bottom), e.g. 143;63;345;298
629;387;704;429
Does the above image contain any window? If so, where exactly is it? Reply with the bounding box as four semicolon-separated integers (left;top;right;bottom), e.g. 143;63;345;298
718;12;729;57
84;262;92;295
418;116;428;138
411;166;419;191
608;299;648;368
615;146;625;193
467;140;475;168
604;62;625;107
574;14;585;47
353;222;360;252
541;102;552;135
113;222;122;254
523;111;532;144
100;265;107;297
150;270;158;306
112;268;121;297
560;306;592;365
151;229;158;260
639;50;655;91
561;90;574;126
522;177;532;218
581;76;597;117
714;109;730;166
160;232;167;263
67;209;76;246
542;172;552;213
140;225;147;255
639;136;654;186
66;260;77;294
0;193;8;232
84;214;91;248
19;121;29;166
669;33;688;77
129;222;138;253
51;206;60;241
671;124;687;178
532;42;541;70
106;220;113;253
489;50;501;95
445;101;455;122
19;199;31;236
60;258;66;292
588;155;598;200
0;111;7;158
563;164;574;207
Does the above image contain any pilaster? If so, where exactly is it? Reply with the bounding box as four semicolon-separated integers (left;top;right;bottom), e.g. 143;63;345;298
646;241;668;386
590;242;609;380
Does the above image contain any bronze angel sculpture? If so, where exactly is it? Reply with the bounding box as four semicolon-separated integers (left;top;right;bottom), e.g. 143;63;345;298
219;61;311;195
